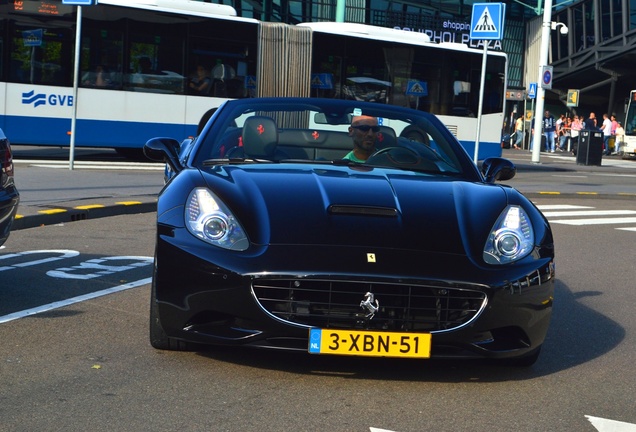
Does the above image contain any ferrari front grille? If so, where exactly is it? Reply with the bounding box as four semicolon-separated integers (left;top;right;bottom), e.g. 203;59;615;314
252;279;487;332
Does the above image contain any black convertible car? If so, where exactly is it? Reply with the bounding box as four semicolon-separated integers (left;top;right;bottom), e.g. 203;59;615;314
145;97;555;366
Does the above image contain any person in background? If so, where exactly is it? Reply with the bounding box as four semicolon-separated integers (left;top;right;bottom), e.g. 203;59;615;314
601;113;612;155
513;115;524;149
610;114;619;154
343;115;379;162
188;65;211;96
584;112;598;130
83;64;110;87
611;114;619;135
555;114;564;151
569;115;583;154
558;116;571;151
614;121;625;155
543;110;557;152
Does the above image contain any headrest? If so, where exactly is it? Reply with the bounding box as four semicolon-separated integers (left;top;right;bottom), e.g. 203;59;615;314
376;126;396;149
242;116;278;159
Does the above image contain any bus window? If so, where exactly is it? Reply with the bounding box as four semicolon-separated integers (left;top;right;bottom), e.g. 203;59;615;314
80;24;124;89
126;22;187;94
10;24;74;86
188;18;259;99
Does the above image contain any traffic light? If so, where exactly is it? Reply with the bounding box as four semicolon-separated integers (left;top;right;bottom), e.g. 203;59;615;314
567;89;579;107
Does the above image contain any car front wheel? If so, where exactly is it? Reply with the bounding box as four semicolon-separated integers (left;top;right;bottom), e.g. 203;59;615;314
149;270;201;351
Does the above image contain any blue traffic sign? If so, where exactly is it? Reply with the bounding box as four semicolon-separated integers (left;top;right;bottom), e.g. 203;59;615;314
470;3;506;40
541;66;553;89
528;83;537;99
405;80;428;97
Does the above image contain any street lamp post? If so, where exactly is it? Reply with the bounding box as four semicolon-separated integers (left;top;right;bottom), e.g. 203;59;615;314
530;0;553;163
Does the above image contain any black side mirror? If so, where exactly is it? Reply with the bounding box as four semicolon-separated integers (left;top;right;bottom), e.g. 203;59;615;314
481;157;516;183
144;137;182;175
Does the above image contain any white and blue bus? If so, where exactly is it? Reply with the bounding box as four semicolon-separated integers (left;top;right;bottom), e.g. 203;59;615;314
0;0;507;159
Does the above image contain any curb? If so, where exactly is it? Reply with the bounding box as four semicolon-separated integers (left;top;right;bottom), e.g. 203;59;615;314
12;200;157;231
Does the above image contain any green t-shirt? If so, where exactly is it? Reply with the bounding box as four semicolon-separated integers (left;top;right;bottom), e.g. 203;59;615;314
343;151;367;163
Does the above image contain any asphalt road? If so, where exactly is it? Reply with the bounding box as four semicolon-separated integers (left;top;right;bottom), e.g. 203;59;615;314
2;200;636;431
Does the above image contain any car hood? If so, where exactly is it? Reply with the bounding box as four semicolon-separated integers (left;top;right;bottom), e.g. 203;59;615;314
201;165;510;256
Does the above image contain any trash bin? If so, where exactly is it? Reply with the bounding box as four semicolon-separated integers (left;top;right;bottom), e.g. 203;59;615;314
576;129;603;166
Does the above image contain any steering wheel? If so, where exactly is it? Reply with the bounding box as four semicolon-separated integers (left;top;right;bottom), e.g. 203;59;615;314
366;146;422;167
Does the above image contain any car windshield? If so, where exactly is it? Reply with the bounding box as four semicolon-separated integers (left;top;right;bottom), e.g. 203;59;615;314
193;98;469;176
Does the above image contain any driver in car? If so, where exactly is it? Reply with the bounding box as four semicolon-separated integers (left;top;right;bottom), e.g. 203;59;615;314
343;115;379;162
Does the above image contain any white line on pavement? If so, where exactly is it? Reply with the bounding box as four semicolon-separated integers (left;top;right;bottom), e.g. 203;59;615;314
0;277;151;324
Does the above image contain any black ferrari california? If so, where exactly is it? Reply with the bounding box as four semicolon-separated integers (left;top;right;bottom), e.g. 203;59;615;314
144;98;555;366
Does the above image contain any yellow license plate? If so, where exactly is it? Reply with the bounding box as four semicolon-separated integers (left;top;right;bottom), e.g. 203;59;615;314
308;328;431;359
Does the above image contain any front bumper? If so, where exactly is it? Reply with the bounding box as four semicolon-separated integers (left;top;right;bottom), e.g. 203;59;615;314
154;227;555;360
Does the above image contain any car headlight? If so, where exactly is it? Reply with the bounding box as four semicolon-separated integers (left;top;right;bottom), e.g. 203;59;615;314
483;205;534;264
185;188;249;251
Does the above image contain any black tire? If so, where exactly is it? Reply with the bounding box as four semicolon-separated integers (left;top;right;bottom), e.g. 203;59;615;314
149;270;200;351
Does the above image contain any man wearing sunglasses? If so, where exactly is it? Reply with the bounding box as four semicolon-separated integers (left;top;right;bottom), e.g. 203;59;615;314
343;115;379;162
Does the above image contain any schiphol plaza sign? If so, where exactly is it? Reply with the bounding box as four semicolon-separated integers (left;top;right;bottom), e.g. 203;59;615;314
394;20;504;50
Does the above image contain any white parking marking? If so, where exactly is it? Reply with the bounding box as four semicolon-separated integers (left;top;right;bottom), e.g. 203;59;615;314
536;204;594;210
0;277;151;324
586;415;636;431
537;204;636;230
541;210;636;217
550;217;636;226
47;256;153;280
0;250;80;272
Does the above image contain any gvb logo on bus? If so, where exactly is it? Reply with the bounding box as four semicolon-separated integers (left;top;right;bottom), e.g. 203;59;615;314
21;90;73;108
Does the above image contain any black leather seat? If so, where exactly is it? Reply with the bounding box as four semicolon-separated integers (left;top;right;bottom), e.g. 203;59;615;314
376;126;397;149
241;116;279;159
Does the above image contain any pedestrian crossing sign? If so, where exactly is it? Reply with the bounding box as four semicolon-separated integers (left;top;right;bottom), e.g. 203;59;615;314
470;3;505;40
405;80;428;97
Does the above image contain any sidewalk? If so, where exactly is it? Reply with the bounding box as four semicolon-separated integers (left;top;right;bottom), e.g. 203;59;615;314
10;161;164;231
502;147;636;173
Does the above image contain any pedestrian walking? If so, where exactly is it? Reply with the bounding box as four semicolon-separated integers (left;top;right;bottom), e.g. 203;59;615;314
513;115;524;149
543;110;557;152
558;116;571;151
610;114;619;154
601;113;612;155
615;122;625;154
570;115;583;153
